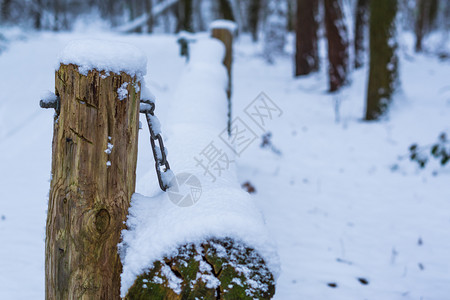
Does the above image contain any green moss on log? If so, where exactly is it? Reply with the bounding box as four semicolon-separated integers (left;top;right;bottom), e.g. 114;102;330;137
125;238;275;299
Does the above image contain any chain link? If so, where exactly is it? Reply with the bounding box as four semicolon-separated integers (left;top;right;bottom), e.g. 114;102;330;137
140;99;172;191
41;92;172;191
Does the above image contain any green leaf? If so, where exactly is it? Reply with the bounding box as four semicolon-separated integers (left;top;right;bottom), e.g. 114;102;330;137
431;144;439;157
409;144;418;152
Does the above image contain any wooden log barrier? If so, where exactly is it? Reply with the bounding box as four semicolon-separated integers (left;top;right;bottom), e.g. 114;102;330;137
122;37;276;300
211;20;236;134
45;63;140;299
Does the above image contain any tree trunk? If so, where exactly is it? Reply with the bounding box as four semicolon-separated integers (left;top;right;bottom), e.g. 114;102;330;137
45;64;140;299
248;0;261;42
415;0;427;52
324;0;349;92
219;0;235;21
415;0;438;52
365;0;398;120
33;0;42;29
263;0;287;63
287;0;295;32
145;0;154;33
1;0;12;22
295;0;319;76
354;0;368;69
53;0;60;31
178;0;193;32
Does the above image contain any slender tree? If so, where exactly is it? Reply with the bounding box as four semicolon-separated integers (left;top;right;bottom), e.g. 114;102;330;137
287;0;295;32
295;0;319;76
33;0;42;29
219;0;234;21
145;0;153;33
178;0;193;32
354;0;368;69
1;0;12;23
324;0;349;92
365;0;398;120
248;0;261;41
415;0;438;52
263;0;287;63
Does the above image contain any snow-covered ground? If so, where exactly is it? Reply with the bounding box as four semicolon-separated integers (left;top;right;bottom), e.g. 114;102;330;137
0;29;449;299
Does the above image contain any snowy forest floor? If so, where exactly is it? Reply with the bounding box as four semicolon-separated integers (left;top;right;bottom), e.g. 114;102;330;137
0;29;449;299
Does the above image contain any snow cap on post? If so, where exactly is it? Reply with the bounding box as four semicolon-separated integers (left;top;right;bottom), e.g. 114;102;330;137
57;39;147;77
209;19;238;34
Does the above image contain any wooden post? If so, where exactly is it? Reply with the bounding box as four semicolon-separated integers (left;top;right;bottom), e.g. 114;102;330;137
211;24;234;134
211;27;233;99
45;64;140;299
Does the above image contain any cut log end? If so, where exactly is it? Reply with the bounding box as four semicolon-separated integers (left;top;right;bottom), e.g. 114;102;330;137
125;238;276;299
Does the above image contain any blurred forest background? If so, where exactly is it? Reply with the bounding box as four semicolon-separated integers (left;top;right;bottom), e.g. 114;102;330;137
1;1;450;299
1;0;449;121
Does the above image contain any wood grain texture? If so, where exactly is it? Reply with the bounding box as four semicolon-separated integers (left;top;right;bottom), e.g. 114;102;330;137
45;64;140;300
211;28;233;133
211;28;233;99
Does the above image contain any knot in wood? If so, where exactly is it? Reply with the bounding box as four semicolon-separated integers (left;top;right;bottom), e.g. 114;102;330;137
94;209;110;234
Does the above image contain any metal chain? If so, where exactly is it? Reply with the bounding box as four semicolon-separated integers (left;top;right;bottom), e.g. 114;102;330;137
140;99;171;191
41;92;172;192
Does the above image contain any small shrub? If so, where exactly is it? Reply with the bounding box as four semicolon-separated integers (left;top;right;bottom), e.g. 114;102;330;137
409;132;450;168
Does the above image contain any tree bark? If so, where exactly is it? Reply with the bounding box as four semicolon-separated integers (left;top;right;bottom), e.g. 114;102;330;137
1;0;12;22
324;0;349;92
177;0;193;32
365;0;398;120
33;0;42;29
219;0;235;21
145;0;154;33
45;64;140;299
415;0;427;52
212;27;233;133
248;0;261;42
263;0;287;63
354;0;368;69
295;0;319;76
415;0;438;52
53;0;60;31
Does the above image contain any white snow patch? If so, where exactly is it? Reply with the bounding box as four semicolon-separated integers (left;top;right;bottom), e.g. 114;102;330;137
210;19;238;33
40;90;58;105
117;82;129;101
160;264;182;294
105;143;114;154
57;39;147;77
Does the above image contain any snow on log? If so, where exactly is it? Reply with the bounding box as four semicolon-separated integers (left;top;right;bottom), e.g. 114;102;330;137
57;39;147;77
210;20;235;99
120;37;279;299
45;40;142;299
210;20;236;132
210;19;238;33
